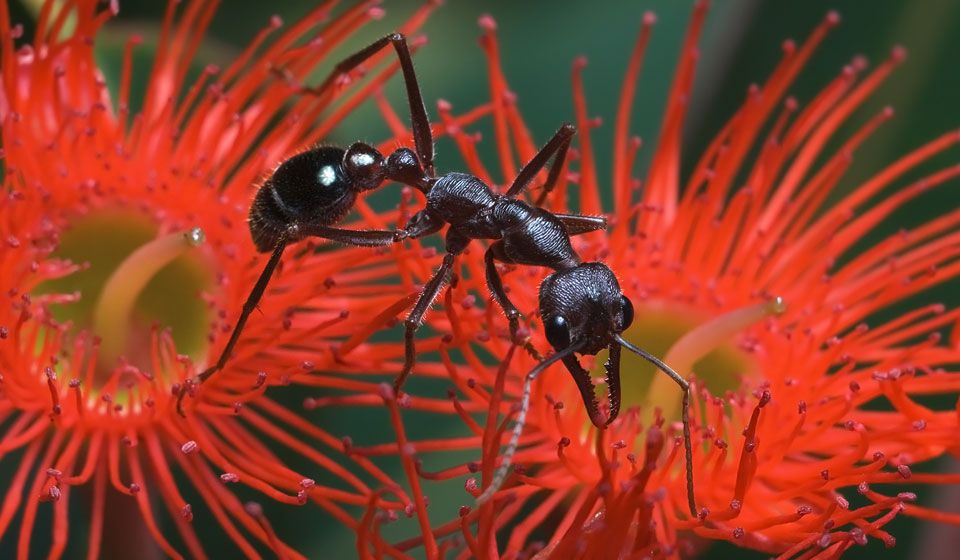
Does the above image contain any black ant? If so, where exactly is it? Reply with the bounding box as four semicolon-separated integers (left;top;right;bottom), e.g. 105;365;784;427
173;30;697;518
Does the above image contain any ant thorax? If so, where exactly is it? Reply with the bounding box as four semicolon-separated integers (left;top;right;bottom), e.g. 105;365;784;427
425;172;497;227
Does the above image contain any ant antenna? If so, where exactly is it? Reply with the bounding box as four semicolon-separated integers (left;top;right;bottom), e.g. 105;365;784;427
614;334;696;519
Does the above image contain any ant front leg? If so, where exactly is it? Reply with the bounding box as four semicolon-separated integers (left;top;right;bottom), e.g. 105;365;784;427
394;231;468;393
484;241;542;361
177;240;287;416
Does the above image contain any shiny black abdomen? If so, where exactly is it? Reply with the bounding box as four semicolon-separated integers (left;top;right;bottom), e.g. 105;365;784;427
426;173;498;237
248;146;357;252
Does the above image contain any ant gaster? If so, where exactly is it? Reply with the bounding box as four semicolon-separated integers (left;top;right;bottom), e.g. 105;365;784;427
177;33;436;415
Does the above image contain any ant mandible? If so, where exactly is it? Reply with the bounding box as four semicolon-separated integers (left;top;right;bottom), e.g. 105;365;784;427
475;261;697;519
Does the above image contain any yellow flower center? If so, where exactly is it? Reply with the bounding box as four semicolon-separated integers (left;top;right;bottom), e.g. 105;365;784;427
35;211;211;383
592;298;786;426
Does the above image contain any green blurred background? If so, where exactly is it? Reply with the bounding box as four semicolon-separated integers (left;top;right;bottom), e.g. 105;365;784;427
4;0;959;557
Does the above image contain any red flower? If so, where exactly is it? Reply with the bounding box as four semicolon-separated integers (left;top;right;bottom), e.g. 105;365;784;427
0;0;470;557
343;4;960;558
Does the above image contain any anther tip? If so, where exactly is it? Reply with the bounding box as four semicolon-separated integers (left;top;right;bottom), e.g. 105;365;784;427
767;296;787;316
478;14;497;32
185;227;205;246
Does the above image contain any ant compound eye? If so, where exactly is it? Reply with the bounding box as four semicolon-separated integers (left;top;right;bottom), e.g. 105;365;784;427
545;315;571;349
619;295;634;331
343;142;385;191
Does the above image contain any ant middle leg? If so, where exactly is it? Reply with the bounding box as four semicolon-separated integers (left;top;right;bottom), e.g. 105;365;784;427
394;231;468;392
484;241;542;361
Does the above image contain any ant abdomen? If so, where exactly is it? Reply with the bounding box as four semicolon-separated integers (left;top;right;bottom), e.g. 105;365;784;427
249;146;356;251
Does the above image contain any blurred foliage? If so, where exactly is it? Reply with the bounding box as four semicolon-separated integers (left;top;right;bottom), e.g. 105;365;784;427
5;0;958;557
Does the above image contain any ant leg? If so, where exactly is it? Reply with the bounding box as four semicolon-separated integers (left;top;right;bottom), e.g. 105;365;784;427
297;224;403;245
395;230;469;392
177;241;287;416
505;123;575;199
615;334;697;519
395;252;456;392
282;33;434;176
475;342;581;505
533;128;575;207
555;213;607;236
484;242;542;361
399;209;444;241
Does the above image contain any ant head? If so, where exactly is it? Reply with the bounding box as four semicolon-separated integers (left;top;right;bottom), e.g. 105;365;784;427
539;262;633;356
343;142;386;191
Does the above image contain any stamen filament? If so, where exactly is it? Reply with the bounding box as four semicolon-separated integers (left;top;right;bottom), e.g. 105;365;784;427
92;228;205;365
